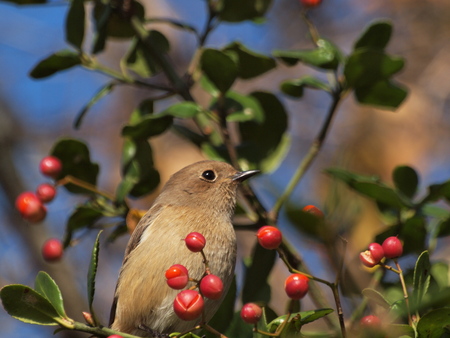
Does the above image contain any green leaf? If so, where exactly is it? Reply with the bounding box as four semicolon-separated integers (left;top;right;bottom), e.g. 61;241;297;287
218;0;272;22
125;31;170;77
431;263;449;290
388;324;416;338
354;79;408;109
87;231;102;322
200;49;238;93
296;308;334;326
422;205;450;220
51;138;100;194
354;20;393;50
215;91;264;123
74;82;116;129
273;39;340;70
437;217;450;237
146;17;198;36
242;242;276;304
117;139;160;200
223;42;276;79
66;0;85;50
393;165;419;199
281;75;331;98
63;205;104;248
29;50;81;79
420;180;450;204
237;92;289;172
204;278;236;338
325;167;412;208
34;272;66;318
160;102;202;119
267;309;334;332
122;100;173;140
286;206;326;241
0;285;64;325
362;288;391;309
344;49;405;88
224;311;253;338
402;216;427;255
93;1;145;39
417;308;450;338
412;251;431;312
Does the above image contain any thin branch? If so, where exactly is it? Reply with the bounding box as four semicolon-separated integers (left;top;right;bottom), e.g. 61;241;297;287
56;175;116;201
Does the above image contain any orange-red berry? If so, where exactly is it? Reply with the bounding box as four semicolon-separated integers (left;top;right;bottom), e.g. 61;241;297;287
185;232;206;252
165;264;189;290
42;238;63;262
173;290;204;321
285;274;309;300
240;303;262;324
15;192;47;223
382;236;403;259
39;156;62;179
303;205;324;218
200;274;223;300
36;183;57;203
256;226;282;250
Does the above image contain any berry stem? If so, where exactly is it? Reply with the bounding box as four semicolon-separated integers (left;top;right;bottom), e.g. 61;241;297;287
56;175;116;201
378;262;401;274
394;259;413;326
203;323;228;338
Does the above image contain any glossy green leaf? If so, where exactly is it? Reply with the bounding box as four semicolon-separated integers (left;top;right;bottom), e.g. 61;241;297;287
345;49;404;88
125;31;170;77
87;231;102;323
117;139;160;200
63;205;104;248
422;205;450;220
199;75;220;98
242;242;276;304
200;49;238;93
325;168;411;208
412;251;431;312
29;50;81;79
273;39;340;70
0;285;63;325
393;165;419;199
354;80;408;109
34;272;66;318
223;42;276;79
74;82;116;129
91;4;110;54
218;0;272;22
267;309;334;332
281;75;331;98
51;138;100;194
362;288;391;309
160;102;202;119
417;308;450;338
237;92;289;172
354;20;393;50
388;324;415;338
66;0;85;50
204;278;236;338
215;91;264;123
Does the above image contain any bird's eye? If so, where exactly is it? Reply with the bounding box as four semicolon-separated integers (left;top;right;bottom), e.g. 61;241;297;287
201;170;216;181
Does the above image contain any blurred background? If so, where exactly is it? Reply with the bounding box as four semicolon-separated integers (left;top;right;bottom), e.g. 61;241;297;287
1;0;450;337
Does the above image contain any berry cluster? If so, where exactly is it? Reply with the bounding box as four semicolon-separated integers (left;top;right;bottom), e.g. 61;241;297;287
165;232;225;321
15;156;64;262
359;236;403;268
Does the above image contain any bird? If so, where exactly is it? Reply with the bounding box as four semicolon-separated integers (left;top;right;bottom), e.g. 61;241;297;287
109;160;259;336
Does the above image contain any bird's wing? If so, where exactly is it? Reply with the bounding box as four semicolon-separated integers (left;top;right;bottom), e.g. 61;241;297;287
108;203;164;326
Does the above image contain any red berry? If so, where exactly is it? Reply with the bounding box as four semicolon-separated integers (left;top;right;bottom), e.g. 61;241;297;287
360;315;382;328
200;274;223;300
284;274;309;300
240;303;262;324
256;226;282;250
15;192;47;223
185;232;206;252
42;238;63;262
303;205;324;218
300;0;322;7
36;183;57;203
173;290;204;321
165;264;189;290
368;243;384;262
359;251;378;268
382;236;403;259
107;336;123;338
39;156;62;179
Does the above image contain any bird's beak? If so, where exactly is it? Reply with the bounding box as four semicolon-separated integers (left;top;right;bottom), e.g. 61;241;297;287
232;169;260;182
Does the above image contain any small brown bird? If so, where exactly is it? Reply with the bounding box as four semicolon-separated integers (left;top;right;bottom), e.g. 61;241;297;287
110;160;259;336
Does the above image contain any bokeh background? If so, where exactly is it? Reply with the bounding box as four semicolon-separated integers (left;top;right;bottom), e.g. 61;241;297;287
1;0;450;337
